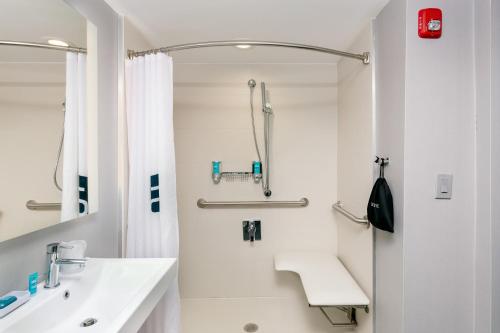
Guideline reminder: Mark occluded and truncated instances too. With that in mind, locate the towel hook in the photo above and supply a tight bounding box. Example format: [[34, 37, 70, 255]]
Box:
[[375, 156, 389, 178]]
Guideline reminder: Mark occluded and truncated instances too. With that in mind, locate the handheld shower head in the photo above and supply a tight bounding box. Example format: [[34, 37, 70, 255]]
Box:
[[260, 82, 266, 107], [260, 82, 272, 113]]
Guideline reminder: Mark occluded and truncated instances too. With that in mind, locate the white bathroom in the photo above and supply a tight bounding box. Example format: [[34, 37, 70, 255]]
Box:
[[0, 1, 498, 333]]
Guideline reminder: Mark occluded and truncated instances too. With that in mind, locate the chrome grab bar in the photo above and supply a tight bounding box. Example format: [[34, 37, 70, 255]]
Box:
[[197, 198, 309, 208], [26, 200, 61, 211], [332, 201, 370, 228]]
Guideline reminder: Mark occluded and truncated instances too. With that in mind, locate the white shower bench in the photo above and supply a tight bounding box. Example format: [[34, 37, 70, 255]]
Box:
[[274, 251, 369, 327]]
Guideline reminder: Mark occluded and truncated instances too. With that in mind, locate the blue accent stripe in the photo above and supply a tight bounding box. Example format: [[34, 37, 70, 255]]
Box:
[[78, 175, 88, 215], [151, 174, 159, 187], [150, 173, 160, 213]]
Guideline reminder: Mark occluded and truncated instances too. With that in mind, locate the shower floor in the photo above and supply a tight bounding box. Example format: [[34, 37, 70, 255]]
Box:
[[181, 297, 335, 333]]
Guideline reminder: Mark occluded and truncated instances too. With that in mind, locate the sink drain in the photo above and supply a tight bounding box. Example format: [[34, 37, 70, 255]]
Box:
[[243, 323, 259, 332], [80, 318, 98, 327]]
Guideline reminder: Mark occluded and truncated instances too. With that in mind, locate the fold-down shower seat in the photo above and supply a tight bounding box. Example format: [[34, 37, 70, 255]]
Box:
[[274, 251, 369, 327]]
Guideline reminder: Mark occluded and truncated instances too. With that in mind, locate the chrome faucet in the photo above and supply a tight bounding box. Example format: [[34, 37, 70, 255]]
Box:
[[44, 242, 87, 289], [248, 221, 256, 242]]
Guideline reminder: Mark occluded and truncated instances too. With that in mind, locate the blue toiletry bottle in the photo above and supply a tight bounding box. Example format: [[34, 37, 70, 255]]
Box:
[[28, 272, 38, 295], [212, 161, 222, 183], [252, 161, 262, 183], [212, 161, 221, 175], [252, 161, 262, 175]]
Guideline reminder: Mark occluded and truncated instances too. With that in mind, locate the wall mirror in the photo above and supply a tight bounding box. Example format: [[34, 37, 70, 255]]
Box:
[[0, 0, 98, 242]]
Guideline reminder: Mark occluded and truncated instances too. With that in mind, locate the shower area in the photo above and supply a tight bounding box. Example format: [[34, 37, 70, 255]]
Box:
[[0, 58, 66, 239], [167, 27, 375, 333]]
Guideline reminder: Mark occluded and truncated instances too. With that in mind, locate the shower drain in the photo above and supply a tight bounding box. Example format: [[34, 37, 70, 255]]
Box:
[[243, 322, 259, 332]]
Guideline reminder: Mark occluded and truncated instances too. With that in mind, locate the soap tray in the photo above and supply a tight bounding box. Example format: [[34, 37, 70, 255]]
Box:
[[0, 291, 30, 319]]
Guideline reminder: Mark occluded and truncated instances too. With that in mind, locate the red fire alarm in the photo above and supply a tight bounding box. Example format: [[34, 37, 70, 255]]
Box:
[[418, 8, 442, 38]]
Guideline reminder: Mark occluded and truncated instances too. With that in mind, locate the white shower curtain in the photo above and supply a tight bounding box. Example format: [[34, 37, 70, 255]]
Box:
[[61, 52, 87, 222], [125, 53, 180, 333]]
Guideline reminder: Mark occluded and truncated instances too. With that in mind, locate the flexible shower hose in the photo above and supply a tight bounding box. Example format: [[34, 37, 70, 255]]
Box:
[[53, 102, 65, 192], [249, 86, 263, 163]]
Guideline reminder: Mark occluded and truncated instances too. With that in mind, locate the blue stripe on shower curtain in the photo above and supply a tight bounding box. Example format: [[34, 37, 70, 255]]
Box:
[[78, 175, 88, 215], [151, 173, 160, 212]]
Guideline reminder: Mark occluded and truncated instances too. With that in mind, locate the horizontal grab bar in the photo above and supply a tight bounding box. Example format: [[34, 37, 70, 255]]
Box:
[[332, 201, 370, 228], [197, 198, 309, 208], [26, 200, 61, 211]]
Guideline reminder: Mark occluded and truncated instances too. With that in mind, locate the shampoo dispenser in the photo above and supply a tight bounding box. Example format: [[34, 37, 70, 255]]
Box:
[[252, 161, 262, 183], [212, 161, 222, 184]]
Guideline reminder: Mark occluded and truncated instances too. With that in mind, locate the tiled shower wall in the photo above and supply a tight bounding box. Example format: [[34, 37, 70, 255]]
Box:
[[174, 63, 340, 333]]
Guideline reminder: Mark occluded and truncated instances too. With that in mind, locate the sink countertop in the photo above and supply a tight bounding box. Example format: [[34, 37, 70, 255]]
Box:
[[0, 258, 177, 333]]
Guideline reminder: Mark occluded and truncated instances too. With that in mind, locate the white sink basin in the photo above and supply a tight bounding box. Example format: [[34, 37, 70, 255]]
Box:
[[0, 258, 177, 333]]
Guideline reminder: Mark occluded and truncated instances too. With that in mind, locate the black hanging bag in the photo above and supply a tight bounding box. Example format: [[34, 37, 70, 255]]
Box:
[[367, 157, 394, 233]]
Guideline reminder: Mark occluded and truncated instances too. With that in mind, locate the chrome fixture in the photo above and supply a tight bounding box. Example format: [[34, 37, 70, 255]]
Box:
[[248, 80, 263, 186], [0, 40, 86, 53], [211, 79, 270, 192], [260, 82, 272, 197], [243, 220, 261, 242], [127, 40, 370, 64], [211, 160, 261, 183], [248, 79, 273, 197], [374, 156, 389, 177], [311, 304, 369, 328], [220, 171, 253, 182], [332, 201, 370, 228], [45, 242, 87, 289], [248, 221, 256, 242], [374, 156, 389, 166], [197, 198, 309, 208], [80, 318, 98, 327], [243, 220, 262, 243], [26, 200, 61, 211], [53, 101, 66, 192], [27, 102, 66, 209]]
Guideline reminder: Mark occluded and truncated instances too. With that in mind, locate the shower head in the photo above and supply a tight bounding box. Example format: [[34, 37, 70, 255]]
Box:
[[260, 82, 272, 113], [248, 79, 256, 88], [260, 82, 266, 106]]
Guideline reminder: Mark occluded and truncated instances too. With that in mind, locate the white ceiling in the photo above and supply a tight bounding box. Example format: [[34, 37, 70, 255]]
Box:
[[0, 0, 86, 62], [106, 0, 389, 63]]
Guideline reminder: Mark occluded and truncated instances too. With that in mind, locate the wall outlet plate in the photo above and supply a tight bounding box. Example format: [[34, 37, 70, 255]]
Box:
[[243, 220, 261, 241]]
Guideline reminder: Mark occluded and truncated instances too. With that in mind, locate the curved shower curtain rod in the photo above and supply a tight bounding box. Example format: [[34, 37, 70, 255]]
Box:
[[0, 40, 86, 53], [127, 40, 370, 64]]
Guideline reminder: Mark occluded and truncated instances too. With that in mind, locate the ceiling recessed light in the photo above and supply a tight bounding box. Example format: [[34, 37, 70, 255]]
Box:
[[47, 39, 69, 47], [235, 44, 252, 49]]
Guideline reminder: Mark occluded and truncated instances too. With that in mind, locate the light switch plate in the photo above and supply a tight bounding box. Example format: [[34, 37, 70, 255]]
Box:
[[435, 174, 453, 199]]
